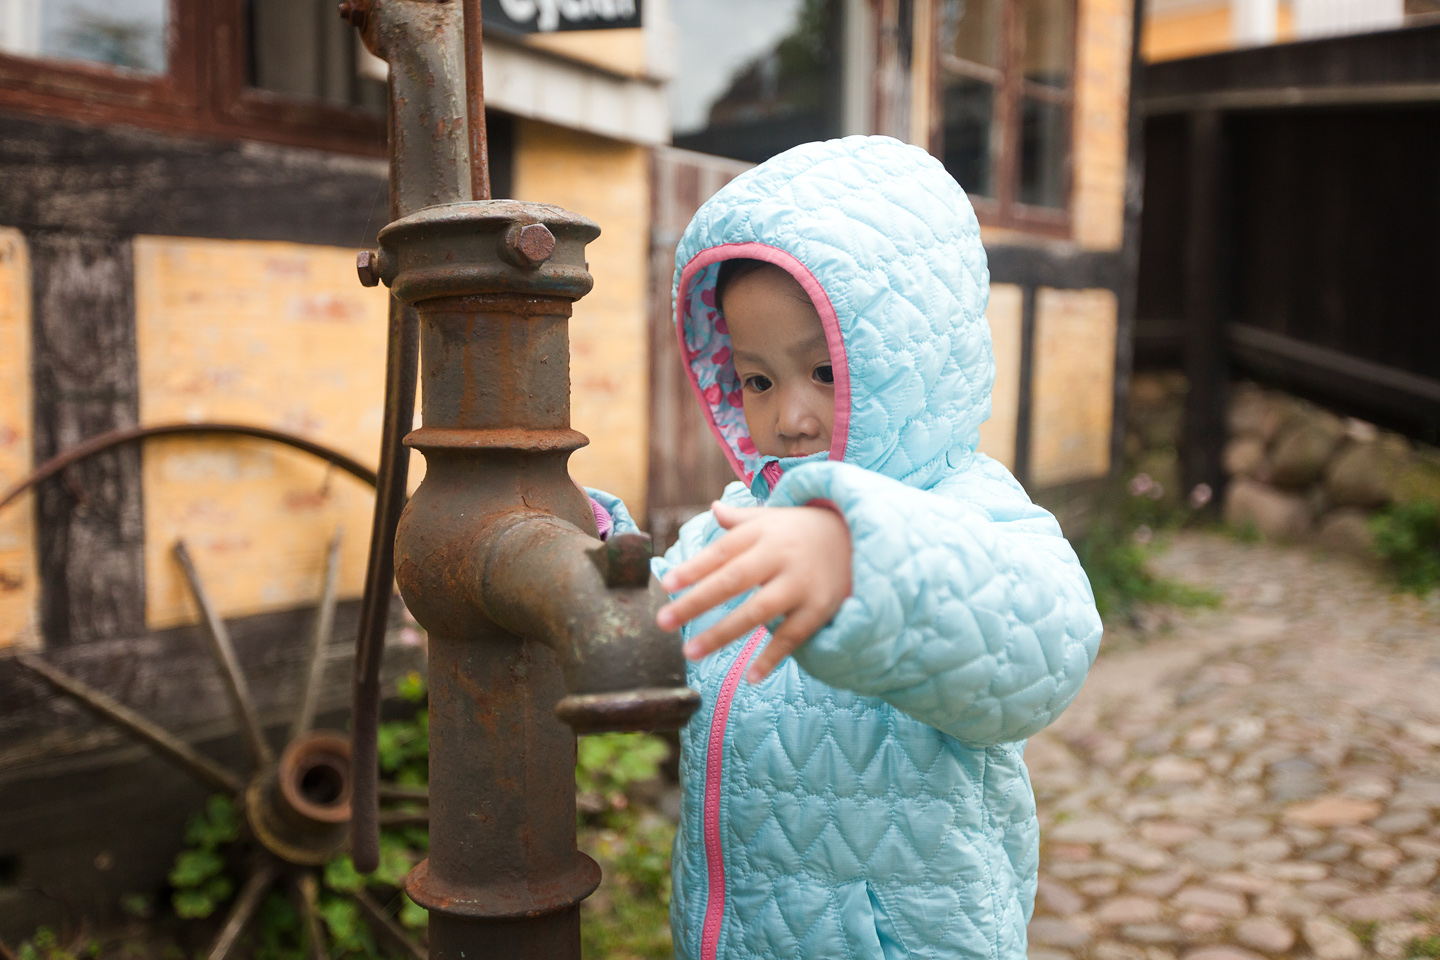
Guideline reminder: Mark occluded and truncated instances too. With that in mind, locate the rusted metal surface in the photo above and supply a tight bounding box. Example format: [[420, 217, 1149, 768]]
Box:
[[175, 540, 275, 769], [208, 860, 282, 960], [356, 249, 381, 287], [14, 654, 245, 795], [383, 206, 698, 950], [0, 421, 378, 513], [292, 530, 344, 740], [343, 1, 700, 952], [247, 732, 353, 866], [463, 0, 491, 203]]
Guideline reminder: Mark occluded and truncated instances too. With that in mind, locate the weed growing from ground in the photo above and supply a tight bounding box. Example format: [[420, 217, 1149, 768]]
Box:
[[1371, 501, 1440, 596]]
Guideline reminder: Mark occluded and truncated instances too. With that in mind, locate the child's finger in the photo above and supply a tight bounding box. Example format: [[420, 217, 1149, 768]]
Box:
[[744, 600, 831, 683], [682, 581, 790, 660], [658, 547, 776, 632], [712, 501, 765, 530], [660, 521, 761, 593]]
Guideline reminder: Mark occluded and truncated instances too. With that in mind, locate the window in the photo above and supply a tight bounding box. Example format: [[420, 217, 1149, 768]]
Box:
[[670, 0, 845, 164], [936, 0, 1075, 232], [0, 0, 386, 156], [0, 0, 169, 73]]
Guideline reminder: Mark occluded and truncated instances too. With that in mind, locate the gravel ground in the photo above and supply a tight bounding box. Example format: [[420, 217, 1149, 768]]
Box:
[[1026, 531, 1440, 960]]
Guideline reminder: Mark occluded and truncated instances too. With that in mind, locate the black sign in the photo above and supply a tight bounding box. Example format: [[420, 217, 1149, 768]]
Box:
[[482, 0, 643, 33]]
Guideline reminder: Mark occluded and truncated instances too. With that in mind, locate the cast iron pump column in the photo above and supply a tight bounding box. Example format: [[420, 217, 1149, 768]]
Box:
[[343, 1, 699, 955]]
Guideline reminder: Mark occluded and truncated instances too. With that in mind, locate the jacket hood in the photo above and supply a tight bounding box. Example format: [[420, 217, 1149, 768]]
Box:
[[673, 136, 993, 494]]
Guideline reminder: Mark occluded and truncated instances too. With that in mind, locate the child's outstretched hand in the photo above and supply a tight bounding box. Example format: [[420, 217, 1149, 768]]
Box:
[[656, 501, 852, 683]]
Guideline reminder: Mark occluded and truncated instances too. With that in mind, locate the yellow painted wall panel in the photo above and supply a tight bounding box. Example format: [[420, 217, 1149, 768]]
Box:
[[977, 283, 1023, 471], [525, 28, 648, 77], [1031, 287, 1117, 487], [1073, 0, 1133, 251], [0, 228, 37, 650], [134, 237, 407, 629], [1143, 5, 1234, 61], [513, 119, 650, 517]]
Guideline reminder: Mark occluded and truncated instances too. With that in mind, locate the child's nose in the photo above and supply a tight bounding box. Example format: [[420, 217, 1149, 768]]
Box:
[[776, 390, 822, 439]]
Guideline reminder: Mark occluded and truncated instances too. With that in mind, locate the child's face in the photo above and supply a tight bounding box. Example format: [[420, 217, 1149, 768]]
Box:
[[721, 265, 835, 459]]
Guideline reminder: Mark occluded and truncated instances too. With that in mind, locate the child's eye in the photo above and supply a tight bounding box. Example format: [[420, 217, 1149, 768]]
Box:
[[744, 375, 773, 392], [814, 365, 834, 385]]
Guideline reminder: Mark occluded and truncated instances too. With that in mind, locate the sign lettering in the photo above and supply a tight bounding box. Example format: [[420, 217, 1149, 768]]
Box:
[[484, 0, 642, 33]]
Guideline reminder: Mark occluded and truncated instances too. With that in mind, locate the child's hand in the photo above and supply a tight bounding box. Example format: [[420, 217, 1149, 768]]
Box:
[[656, 501, 852, 683]]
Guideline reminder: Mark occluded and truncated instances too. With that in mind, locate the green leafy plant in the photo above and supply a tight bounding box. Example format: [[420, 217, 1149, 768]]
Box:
[[575, 733, 675, 960], [1371, 501, 1440, 595], [1409, 934, 1440, 959], [1071, 474, 1221, 621], [168, 793, 240, 918], [14, 928, 99, 960]]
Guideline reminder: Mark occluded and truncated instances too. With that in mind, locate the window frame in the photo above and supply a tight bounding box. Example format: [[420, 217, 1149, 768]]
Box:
[[0, 0, 385, 157], [930, 0, 1078, 237]]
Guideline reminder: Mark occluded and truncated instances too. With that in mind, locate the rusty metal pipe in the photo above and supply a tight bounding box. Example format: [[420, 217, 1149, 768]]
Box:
[[345, 2, 700, 952]]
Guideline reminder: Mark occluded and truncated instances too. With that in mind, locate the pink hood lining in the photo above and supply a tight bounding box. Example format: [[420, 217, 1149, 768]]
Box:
[[675, 242, 852, 486]]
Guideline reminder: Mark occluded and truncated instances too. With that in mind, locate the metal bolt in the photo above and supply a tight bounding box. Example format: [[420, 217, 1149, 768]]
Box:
[[501, 222, 556, 270], [337, 0, 368, 29], [356, 250, 380, 287]]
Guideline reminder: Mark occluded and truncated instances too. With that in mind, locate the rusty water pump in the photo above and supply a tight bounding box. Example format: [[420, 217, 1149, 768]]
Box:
[[343, 1, 699, 954]]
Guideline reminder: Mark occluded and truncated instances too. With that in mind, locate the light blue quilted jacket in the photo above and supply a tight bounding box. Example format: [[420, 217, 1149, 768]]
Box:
[[593, 136, 1101, 960]]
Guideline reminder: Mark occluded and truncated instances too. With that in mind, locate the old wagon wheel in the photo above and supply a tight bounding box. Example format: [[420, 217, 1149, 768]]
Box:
[[1, 423, 427, 960]]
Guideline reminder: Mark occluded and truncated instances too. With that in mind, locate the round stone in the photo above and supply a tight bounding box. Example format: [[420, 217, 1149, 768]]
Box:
[[1174, 886, 1248, 918], [1180, 838, 1243, 870], [1182, 948, 1267, 960], [1357, 844, 1402, 871], [1104, 840, 1173, 871], [1122, 925, 1183, 945], [1373, 810, 1431, 835], [1038, 878, 1087, 916], [1389, 858, 1438, 887], [1029, 918, 1093, 949], [1283, 796, 1382, 827], [1128, 870, 1192, 898], [1303, 916, 1363, 960], [1235, 917, 1297, 953], [1098, 897, 1164, 925], [1178, 912, 1224, 935]]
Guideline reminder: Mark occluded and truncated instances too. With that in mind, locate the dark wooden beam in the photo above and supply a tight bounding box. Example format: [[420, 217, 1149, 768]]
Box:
[[1228, 323, 1440, 443], [1145, 22, 1440, 110], [29, 233, 145, 646], [1012, 285, 1038, 487], [1180, 109, 1230, 503], [0, 111, 389, 248], [1111, 0, 1147, 474], [985, 244, 1124, 292]]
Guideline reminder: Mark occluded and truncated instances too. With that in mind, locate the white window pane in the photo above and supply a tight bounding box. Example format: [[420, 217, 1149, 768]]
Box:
[[0, 0, 168, 73]]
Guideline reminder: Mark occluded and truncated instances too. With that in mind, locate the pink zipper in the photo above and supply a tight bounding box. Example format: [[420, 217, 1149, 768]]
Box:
[[700, 627, 767, 960]]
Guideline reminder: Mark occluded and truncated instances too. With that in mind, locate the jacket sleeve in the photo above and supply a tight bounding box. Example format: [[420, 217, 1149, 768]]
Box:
[[583, 487, 642, 537], [766, 458, 1102, 747]]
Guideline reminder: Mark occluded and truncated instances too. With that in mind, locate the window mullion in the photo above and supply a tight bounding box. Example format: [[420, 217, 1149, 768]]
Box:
[[995, 0, 1025, 221]]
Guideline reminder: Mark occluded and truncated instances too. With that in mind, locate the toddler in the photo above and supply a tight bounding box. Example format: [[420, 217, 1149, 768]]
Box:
[[589, 136, 1102, 960]]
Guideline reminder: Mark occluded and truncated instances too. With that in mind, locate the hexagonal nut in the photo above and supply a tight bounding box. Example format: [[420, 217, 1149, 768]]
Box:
[[337, 0, 368, 29], [500, 222, 556, 270], [356, 249, 381, 287]]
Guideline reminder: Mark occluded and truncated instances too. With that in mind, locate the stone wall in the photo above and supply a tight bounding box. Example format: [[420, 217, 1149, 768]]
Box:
[[1125, 374, 1440, 557]]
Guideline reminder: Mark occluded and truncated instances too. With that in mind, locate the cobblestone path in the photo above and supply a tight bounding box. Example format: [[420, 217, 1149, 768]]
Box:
[[1027, 532, 1440, 960]]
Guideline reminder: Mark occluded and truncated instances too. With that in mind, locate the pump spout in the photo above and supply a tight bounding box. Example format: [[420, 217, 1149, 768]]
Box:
[[479, 519, 699, 733]]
